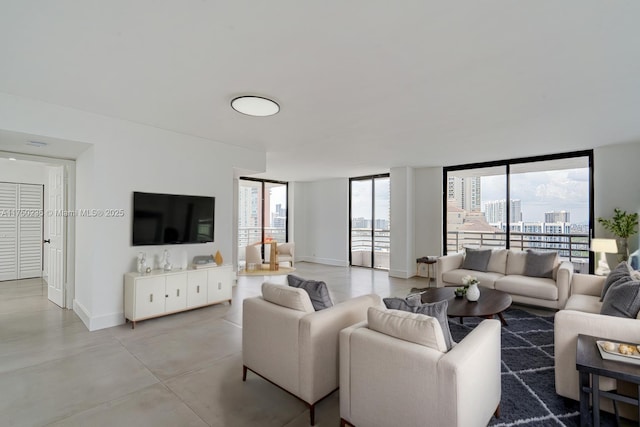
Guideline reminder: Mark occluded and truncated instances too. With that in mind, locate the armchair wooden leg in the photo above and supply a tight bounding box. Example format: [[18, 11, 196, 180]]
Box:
[[242, 365, 247, 381], [494, 404, 500, 418], [309, 403, 315, 426]]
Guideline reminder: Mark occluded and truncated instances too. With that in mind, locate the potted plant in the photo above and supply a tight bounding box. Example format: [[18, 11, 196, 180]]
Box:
[[597, 208, 639, 261]]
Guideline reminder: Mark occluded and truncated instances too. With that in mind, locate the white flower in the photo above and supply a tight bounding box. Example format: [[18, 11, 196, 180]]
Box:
[[462, 275, 479, 286]]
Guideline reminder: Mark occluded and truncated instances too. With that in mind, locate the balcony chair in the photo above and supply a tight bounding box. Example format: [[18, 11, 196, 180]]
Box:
[[243, 282, 382, 425], [277, 242, 295, 267]]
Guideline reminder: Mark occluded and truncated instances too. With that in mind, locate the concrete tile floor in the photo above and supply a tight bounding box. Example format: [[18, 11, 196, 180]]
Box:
[[0, 264, 551, 426]]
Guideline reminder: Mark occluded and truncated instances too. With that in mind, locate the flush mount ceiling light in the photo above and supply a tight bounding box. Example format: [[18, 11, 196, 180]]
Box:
[[231, 96, 280, 117], [27, 140, 48, 147]]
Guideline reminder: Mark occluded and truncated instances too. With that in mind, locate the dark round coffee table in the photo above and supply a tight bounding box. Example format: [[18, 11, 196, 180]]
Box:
[[420, 287, 512, 326]]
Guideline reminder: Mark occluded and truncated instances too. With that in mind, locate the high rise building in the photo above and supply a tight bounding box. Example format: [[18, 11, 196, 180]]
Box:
[[545, 211, 570, 223], [238, 186, 259, 227], [485, 199, 522, 223], [447, 176, 481, 212]]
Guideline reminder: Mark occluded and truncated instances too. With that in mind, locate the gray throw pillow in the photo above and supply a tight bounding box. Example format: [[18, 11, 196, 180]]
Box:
[[461, 248, 492, 272], [600, 276, 640, 318], [383, 295, 454, 351], [600, 262, 633, 301], [523, 250, 557, 279], [287, 275, 333, 311]]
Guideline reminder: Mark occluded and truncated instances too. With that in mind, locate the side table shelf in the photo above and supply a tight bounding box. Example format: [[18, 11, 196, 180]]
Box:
[[124, 265, 233, 328], [576, 334, 640, 426]]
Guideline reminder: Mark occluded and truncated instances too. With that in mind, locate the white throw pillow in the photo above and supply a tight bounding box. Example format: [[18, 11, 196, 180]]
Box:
[[367, 306, 448, 352], [261, 282, 314, 313]]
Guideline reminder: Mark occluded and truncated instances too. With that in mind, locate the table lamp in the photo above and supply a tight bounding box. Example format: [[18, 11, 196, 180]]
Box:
[[591, 238, 618, 276]]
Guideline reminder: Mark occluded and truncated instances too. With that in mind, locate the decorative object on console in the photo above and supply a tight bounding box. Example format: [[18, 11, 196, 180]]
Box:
[[192, 255, 215, 269], [136, 252, 147, 273], [214, 250, 223, 266], [163, 249, 172, 271], [591, 238, 618, 276], [597, 208, 638, 261], [462, 275, 480, 302]]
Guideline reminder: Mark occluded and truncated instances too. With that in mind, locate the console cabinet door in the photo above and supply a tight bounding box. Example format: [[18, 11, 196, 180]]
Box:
[[134, 276, 166, 319], [186, 270, 208, 308], [165, 274, 187, 312], [207, 267, 231, 303]]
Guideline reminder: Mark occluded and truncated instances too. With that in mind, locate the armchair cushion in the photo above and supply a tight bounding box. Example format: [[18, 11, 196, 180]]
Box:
[[461, 248, 492, 272], [367, 307, 448, 352], [524, 250, 558, 279], [287, 274, 333, 311], [261, 282, 314, 313], [383, 295, 454, 350]]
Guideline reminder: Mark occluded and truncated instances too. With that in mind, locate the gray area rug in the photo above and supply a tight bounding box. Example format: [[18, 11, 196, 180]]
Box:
[[450, 309, 619, 427]]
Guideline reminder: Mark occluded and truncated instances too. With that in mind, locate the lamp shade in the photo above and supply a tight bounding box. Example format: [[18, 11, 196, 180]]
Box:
[[591, 238, 618, 253]]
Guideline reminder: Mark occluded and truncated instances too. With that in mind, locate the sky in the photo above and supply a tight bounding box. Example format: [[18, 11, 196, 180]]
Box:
[[482, 168, 589, 224]]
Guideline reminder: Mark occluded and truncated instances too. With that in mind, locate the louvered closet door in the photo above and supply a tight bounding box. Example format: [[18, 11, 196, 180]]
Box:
[[18, 184, 43, 279], [0, 183, 18, 281]]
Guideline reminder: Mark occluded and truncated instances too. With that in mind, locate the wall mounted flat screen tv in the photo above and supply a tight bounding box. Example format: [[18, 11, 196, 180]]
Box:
[[132, 192, 215, 246]]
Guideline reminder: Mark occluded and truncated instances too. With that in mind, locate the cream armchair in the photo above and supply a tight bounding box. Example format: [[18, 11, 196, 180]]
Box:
[[242, 283, 382, 425], [277, 242, 295, 267], [340, 310, 501, 427]]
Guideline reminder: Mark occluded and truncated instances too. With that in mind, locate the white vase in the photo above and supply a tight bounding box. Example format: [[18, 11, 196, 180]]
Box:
[[466, 283, 480, 302]]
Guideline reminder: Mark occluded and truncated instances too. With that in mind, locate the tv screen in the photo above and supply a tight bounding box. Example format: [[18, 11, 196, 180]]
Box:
[[132, 192, 215, 246]]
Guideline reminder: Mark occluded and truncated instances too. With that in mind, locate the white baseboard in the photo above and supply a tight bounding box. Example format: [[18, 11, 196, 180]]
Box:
[[389, 269, 412, 279], [73, 299, 125, 331], [298, 256, 349, 267]]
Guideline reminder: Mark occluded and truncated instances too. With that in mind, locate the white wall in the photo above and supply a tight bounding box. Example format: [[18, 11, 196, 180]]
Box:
[[294, 179, 349, 266], [0, 159, 46, 184], [414, 166, 443, 258], [389, 167, 415, 278], [0, 92, 266, 330], [594, 141, 640, 255]]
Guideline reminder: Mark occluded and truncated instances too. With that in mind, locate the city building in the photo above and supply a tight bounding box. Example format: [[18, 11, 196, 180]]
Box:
[[485, 199, 523, 223], [545, 211, 570, 223], [447, 176, 481, 212]]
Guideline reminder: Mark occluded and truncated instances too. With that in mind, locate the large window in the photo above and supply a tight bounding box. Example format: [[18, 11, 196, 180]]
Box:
[[238, 178, 288, 267], [350, 174, 390, 270], [444, 151, 593, 273]]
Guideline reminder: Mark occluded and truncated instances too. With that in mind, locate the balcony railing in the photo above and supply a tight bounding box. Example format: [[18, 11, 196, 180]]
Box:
[[446, 231, 591, 272], [351, 229, 390, 270], [238, 226, 287, 262]]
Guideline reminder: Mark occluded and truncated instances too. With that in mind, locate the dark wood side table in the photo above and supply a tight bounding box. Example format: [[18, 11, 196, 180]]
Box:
[[576, 334, 640, 426]]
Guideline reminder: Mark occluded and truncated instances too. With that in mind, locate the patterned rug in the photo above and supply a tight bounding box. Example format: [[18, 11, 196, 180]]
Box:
[[451, 309, 619, 426]]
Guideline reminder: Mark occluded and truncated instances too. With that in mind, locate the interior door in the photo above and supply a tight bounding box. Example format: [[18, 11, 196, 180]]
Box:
[[0, 183, 18, 281], [18, 184, 43, 279], [47, 166, 65, 307]]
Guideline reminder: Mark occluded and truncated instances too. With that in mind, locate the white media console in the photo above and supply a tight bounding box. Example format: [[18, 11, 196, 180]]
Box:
[[124, 265, 232, 328]]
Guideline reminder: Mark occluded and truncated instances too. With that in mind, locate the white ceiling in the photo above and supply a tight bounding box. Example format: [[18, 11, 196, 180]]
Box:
[[1, 1, 639, 181]]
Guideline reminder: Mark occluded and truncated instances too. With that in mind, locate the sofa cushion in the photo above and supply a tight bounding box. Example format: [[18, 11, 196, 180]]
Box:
[[367, 306, 448, 352], [564, 294, 603, 314], [487, 249, 508, 275], [462, 248, 492, 272], [441, 269, 503, 289], [262, 282, 315, 313], [383, 296, 453, 350], [287, 274, 333, 311], [601, 262, 635, 301], [524, 250, 558, 279], [600, 276, 640, 318], [506, 250, 527, 276], [495, 275, 558, 301]]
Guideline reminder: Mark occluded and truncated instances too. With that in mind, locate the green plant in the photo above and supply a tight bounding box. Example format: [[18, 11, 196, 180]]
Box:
[[597, 208, 639, 260]]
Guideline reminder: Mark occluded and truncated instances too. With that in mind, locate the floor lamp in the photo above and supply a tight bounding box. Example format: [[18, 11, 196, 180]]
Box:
[[591, 238, 618, 276]]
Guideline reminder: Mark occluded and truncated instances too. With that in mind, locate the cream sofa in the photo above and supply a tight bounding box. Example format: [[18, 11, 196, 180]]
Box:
[[339, 309, 501, 427], [243, 283, 382, 425], [436, 249, 574, 309], [555, 273, 640, 418]]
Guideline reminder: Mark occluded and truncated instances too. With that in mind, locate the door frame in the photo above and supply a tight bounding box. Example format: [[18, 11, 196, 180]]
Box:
[[0, 151, 76, 308]]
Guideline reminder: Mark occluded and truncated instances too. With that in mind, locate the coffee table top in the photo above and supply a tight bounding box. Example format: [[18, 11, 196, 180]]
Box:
[[420, 287, 512, 318]]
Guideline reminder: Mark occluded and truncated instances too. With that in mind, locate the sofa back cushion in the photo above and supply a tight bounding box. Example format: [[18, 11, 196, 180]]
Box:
[[262, 282, 315, 313], [487, 249, 508, 274], [461, 248, 492, 272], [506, 250, 528, 275], [367, 306, 448, 352]]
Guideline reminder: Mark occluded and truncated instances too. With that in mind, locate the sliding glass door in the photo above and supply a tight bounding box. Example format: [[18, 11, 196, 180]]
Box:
[[238, 178, 288, 268], [350, 174, 390, 270], [444, 151, 593, 273]]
